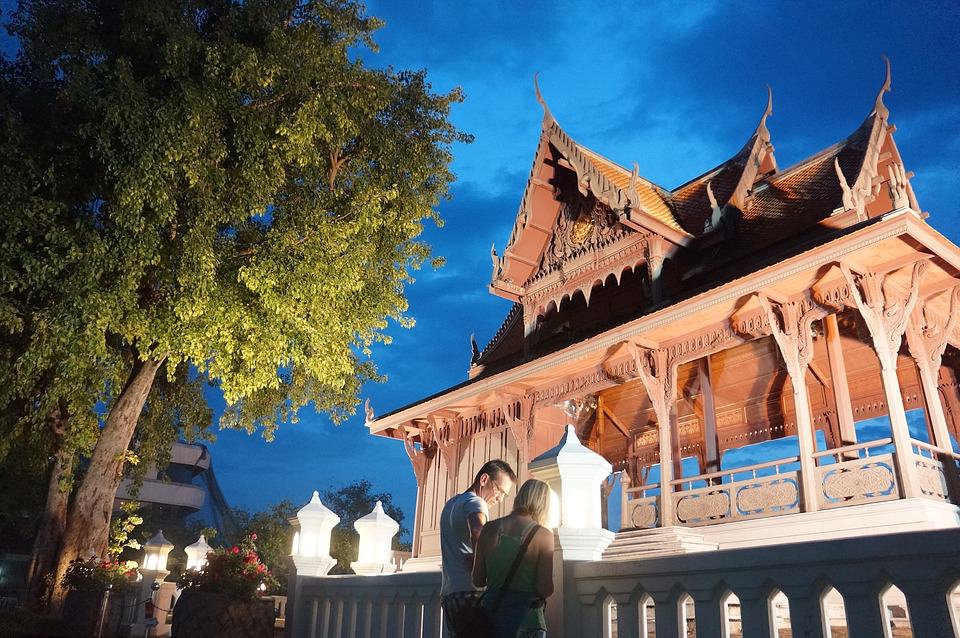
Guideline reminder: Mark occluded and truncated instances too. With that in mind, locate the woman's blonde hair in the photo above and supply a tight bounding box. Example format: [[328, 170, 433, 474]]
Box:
[[511, 479, 551, 526]]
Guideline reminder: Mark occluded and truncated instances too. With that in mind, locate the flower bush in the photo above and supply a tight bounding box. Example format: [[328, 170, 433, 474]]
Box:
[[176, 534, 277, 601], [61, 557, 139, 592]]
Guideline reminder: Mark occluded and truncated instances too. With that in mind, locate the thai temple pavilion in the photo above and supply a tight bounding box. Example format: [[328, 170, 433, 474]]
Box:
[[366, 62, 960, 563]]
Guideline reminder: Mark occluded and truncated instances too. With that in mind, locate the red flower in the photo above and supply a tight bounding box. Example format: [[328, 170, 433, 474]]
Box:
[[250, 533, 257, 541], [231, 546, 240, 554]]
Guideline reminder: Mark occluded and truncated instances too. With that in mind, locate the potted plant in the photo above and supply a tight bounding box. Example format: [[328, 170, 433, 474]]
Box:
[[173, 534, 278, 638], [60, 557, 139, 638]]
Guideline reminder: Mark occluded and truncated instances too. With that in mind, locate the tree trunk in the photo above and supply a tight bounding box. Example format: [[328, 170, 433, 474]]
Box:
[[24, 405, 74, 609], [50, 356, 164, 613]]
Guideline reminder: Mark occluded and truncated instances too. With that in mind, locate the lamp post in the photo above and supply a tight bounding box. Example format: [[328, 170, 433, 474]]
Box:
[[134, 531, 173, 637], [289, 490, 340, 577], [529, 424, 615, 560], [351, 501, 400, 575], [184, 534, 213, 571]]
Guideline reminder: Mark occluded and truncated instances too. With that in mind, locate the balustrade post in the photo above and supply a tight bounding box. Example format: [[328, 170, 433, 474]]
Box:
[[691, 591, 723, 638], [421, 593, 442, 638], [838, 582, 886, 638], [651, 592, 682, 638], [401, 591, 422, 637], [841, 262, 927, 499], [782, 588, 825, 638], [737, 592, 774, 638], [614, 593, 641, 638], [899, 578, 955, 638], [579, 596, 606, 638]]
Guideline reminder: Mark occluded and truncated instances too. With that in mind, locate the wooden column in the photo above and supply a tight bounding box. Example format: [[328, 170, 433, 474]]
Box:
[[697, 356, 721, 475], [823, 313, 858, 450], [632, 345, 680, 527], [905, 287, 960, 451], [400, 424, 435, 558], [758, 294, 825, 513], [841, 262, 926, 499]]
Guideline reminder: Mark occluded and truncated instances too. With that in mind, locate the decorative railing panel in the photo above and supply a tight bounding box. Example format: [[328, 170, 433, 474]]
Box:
[[672, 471, 800, 526], [912, 440, 960, 503], [816, 453, 898, 508], [621, 493, 659, 529]]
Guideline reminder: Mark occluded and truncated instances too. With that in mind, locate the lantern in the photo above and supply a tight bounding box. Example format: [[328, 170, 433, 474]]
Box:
[[289, 490, 339, 577], [529, 424, 615, 560], [351, 501, 399, 575], [141, 531, 174, 573], [185, 534, 213, 571]]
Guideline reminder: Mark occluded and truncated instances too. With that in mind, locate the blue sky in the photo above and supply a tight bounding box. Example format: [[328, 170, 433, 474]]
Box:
[[204, 1, 960, 533], [4, 2, 960, 536]]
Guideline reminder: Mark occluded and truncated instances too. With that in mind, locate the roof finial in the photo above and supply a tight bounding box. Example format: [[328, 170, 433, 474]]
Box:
[[873, 56, 892, 119], [756, 84, 773, 139], [534, 73, 554, 125]]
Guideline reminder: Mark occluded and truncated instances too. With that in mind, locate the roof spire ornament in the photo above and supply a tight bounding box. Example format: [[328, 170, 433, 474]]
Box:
[[534, 73, 555, 126], [705, 181, 723, 233], [872, 56, 892, 120], [757, 84, 773, 139]]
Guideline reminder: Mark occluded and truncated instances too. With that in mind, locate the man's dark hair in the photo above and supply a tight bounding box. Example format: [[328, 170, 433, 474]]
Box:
[[473, 459, 517, 486]]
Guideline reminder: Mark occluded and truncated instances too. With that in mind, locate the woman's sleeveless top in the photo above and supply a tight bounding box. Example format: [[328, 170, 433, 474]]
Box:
[[484, 521, 545, 630]]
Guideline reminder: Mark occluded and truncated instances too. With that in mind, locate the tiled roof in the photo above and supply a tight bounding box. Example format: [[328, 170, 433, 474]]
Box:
[[576, 145, 686, 234]]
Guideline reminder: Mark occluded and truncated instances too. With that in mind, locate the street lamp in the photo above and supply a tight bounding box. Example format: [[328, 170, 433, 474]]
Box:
[[289, 490, 339, 576], [185, 534, 212, 571], [141, 531, 173, 572], [351, 501, 399, 575]]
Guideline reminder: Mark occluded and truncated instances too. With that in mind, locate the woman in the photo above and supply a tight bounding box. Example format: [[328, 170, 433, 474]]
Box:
[[472, 478, 555, 638]]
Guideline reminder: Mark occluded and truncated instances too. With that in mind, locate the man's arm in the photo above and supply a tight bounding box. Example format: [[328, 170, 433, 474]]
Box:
[[465, 511, 488, 570]]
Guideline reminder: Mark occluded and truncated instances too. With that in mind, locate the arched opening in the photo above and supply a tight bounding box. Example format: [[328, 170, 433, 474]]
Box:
[[720, 590, 741, 638], [880, 583, 913, 638], [640, 593, 656, 637], [819, 586, 848, 637], [678, 592, 697, 637], [603, 594, 618, 638], [948, 580, 960, 637], [768, 589, 790, 638]]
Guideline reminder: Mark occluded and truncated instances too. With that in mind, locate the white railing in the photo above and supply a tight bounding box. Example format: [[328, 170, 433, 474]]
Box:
[[572, 528, 960, 638], [289, 571, 442, 638], [912, 439, 960, 502], [813, 438, 899, 509], [288, 529, 960, 638]]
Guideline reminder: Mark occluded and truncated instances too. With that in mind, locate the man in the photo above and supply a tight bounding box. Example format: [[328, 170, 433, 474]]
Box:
[[440, 459, 517, 636]]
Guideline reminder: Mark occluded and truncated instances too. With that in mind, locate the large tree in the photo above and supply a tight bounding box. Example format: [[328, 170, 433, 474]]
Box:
[[1, 0, 467, 608]]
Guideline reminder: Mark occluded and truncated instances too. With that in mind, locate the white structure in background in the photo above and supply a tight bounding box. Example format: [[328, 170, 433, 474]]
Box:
[[116, 442, 209, 511], [529, 424, 615, 561], [184, 534, 213, 571], [289, 491, 340, 577], [351, 501, 400, 575], [132, 531, 173, 637]]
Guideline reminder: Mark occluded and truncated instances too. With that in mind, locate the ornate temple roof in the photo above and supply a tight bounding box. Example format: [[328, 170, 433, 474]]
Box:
[[476, 61, 918, 375]]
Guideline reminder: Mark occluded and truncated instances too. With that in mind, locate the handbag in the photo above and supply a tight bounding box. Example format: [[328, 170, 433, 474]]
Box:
[[454, 523, 540, 638]]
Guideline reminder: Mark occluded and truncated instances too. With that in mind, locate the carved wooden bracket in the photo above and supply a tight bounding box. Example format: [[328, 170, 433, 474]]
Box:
[[399, 423, 435, 486], [840, 261, 927, 367], [426, 415, 459, 474], [629, 344, 677, 421], [757, 294, 827, 380], [906, 286, 960, 372], [499, 396, 534, 454]]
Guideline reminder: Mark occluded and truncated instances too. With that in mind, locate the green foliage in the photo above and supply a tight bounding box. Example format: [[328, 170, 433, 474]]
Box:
[[176, 534, 277, 601], [60, 557, 139, 593], [0, 0, 469, 446], [321, 479, 407, 572], [107, 501, 144, 560], [233, 500, 296, 594]]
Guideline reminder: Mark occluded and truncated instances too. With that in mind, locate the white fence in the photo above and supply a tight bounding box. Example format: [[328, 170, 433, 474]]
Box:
[[289, 528, 960, 638]]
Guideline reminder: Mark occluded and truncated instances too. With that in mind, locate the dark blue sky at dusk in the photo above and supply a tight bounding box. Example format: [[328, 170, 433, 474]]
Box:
[[4, 2, 960, 536]]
